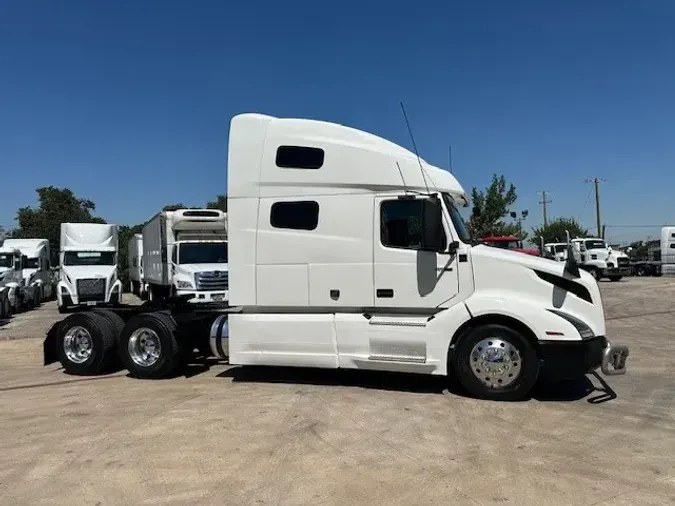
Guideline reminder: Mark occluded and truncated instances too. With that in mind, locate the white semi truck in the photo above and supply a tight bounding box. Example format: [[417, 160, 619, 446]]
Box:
[[127, 233, 147, 299], [142, 209, 228, 303], [630, 226, 675, 277], [543, 242, 568, 262], [57, 223, 122, 313], [1, 238, 55, 302], [0, 246, 40, 316], [571, 237, 631, 281], [45, 112, 630, 401]]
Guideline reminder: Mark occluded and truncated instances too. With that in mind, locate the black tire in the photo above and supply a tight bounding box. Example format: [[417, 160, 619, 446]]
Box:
[[590, 268, 601, 281], [118, 312, 184, 379], [452, 324, 539, 401], [609, 276, 622, 282], [57, 312, 117, 375], [0, 296, 9, 319], [92, 308, 125, 337]]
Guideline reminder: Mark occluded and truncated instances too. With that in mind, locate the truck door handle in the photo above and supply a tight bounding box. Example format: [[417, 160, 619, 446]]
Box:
[[376, 289, 394, 298]]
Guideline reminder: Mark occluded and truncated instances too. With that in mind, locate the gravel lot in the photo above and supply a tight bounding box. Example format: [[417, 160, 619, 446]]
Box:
[[0, 278, 674, 505]]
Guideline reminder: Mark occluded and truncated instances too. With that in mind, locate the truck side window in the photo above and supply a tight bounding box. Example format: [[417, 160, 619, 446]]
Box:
[[275, 146, 324, 169], [270, 201, 319, 230], [381, 199, 446, 250]]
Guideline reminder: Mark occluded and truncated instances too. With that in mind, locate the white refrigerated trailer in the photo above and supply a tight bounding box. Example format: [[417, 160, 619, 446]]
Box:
[[45, 113, 630, 401], [127, 233, 147, 298]]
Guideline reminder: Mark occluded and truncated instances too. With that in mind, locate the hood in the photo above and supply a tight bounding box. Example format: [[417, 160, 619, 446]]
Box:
[[175, 263, 228, 274], [473, 244, 565, 274], [61, 265, 116, 281], [22, 268, 38, 282]]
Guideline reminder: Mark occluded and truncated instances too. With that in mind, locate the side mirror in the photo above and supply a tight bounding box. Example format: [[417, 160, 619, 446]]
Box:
[[448, 240, 460, 254], [421, 196, 445, 253]]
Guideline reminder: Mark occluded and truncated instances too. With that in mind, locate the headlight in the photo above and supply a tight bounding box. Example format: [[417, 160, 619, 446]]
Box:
[[175, 280, 193, 289]]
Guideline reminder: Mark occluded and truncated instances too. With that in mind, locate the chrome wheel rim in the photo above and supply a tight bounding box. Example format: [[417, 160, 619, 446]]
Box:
[[470, 338, 522, 389], [63, 326, 94, 364], [128, 328, 161, 367]]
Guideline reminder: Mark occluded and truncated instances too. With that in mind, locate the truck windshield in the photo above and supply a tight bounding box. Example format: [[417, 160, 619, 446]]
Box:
[[441, 193, 471, 244], [585, 240, 606, 250], [25, 258, 39, 269], [554, 245, 567, 253], [0, 254, 12, 268], [178, 242, 228, 264], [63, 251, 116, 266]]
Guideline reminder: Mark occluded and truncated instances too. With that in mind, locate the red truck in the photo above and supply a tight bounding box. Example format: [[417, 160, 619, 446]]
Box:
[[479, 235, 540, 256]]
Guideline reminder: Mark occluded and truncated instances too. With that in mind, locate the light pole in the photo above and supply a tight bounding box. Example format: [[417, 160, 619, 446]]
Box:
[[510, 210, 529, 238]]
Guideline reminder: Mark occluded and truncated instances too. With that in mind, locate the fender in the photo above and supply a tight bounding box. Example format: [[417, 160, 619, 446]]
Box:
[[464, 291, 589, 343]]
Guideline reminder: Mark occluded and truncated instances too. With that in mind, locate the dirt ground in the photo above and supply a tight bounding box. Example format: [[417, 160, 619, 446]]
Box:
[[0, 278, 674, 505]]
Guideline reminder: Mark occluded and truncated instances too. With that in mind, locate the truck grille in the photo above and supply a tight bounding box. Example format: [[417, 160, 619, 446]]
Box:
[[195, 271, 228, 291], [617, 257, 629, 267], [76, 278, 106, 302]]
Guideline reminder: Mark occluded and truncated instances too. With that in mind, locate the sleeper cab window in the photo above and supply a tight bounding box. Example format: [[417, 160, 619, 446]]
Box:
[[275, 146, 324, 169], [380, 199, 446, 250], [270, 201, 319, 231]]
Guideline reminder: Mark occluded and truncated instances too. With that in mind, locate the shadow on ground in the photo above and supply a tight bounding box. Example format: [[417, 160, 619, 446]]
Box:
[[215, 365, 617, 404]]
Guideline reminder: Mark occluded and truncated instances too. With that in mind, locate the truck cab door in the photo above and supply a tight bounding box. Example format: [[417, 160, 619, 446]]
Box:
[[373, 195, 460, 309]]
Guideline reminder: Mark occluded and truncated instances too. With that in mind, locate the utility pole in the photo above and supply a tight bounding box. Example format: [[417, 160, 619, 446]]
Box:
[[585, 177, 605, 239], [448, 145, 453, 174], [538, 191, 552, 227]]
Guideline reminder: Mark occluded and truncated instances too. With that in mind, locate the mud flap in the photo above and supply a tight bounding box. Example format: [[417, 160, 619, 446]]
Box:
[[43, 321, 60, 366]]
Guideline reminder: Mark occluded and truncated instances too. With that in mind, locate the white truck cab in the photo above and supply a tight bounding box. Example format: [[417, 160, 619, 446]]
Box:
[[57, 223, 122, 312], [544, 242, 568, 262], [1, 238, 55, 302], [214, 113, 629, 400], [143, 209, 228, 303], [571, 237, 631, 281], [0, 247, 24, 315]]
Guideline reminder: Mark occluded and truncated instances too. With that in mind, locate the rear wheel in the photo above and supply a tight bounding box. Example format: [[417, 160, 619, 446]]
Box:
[[57, 312, 117, 375], [118, 312, 184, 379], [609, 276, 622, 282], [453, 324, 539, 401]]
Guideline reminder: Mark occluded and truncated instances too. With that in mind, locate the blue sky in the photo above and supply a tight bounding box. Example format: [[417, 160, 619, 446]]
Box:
[[1, 0, 674, 244]]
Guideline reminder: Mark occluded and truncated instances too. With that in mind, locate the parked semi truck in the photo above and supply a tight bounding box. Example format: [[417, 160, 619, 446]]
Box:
[[571, 237, 630, 281], [479, 235, 540, 256], [1, 238, 55, 302], [127, 233, 147, 299], [142, 208, 228, 303], [57, 223, 122, 313], [543, 242, 568, 262], [44, 112, 630, 402], [630, 226, 675, 277], [0, 246, 40, 316]]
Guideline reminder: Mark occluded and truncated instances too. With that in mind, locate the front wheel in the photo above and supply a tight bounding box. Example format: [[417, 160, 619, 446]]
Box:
[[118, 312, 184, 379], [452, 324, 539, 401]]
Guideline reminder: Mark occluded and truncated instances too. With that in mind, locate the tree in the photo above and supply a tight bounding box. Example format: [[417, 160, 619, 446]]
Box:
[[162, 203, 187, 211], [206, 194, 227, 212], [468, 174, 524, 239], [530, 217, 588, 246], [12, 186, 106, 265]]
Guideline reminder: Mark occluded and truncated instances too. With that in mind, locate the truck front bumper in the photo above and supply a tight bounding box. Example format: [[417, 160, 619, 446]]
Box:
[[539, 336, 629, 381], [176, 289, 228, 304], [604, 266, 631, 277]]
